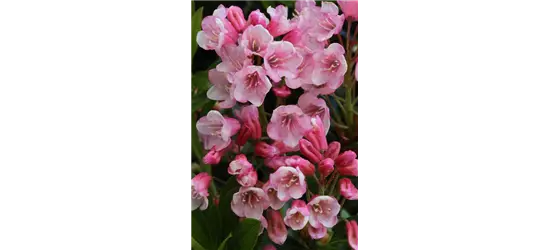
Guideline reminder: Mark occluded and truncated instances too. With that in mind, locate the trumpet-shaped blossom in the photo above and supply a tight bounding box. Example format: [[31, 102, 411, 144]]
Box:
[[237, 167, 258, 187], [318, 158, 335, 178], [248, 9, 269, 28], [241, 25, 273, 56], [346, 220, 358, 250], [233, 66, 272, 106], [308, 195, 340, 228], [312, 43, 347, 87], [206, 69, 236, 109], [339, 178, 358, 200], [267, 105, 312, 148], [335, 150, 358, 176], [266, 5, 293, 37], [196, 110, 240, 150], [263, 181, 286, 210], [267, 209, 288, 245], [285, 53, 314, 89], [231, 186, 270, 219], [263, 41, 303, 82], [228, 154, 253, 175], [285, 155, 315, 176], [324, 141, 341, 160], [284, 200, 310, 230], [299, 2, 344, 42], [298, 94, 331, 134], [197, 5, 238, 50], [283, 30, 325, 54], [215, 44, 252, 82], [269, 166, 307, 201], [191, 173, 211, 211], [227, 6, 248, 32], [337, 0, 359, 21], [308, 224, 328, 239], [235, 105, 261, 145], [295, 0, 316, 13]]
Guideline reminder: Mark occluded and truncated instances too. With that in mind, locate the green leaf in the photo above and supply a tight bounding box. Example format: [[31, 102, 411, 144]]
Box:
[[192, 97, 214, 113], [192, 237, 207, 250], [191, 7, 203, 57], [228, 218, 261, 250], [191, 114, 203, 160], [217, 234, 232, 250], [192, 71, 210, 94], [192, 210, 213, 249], [218, 177, 240, 237]]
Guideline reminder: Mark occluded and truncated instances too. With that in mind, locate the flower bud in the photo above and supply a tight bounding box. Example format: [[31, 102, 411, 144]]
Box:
[[237, 167, 258, 187], [334, 150, 358, 176], [228, 154, 253, 175], [318, 158, 335, 178], [337, 0, 358, 21], [248, 10, 269, 28], [255, 142, 280, 158], [227, 6, 248, 32], [285, 155, 315, 176], [304, 116, 328, 152], [272, 85, 291, 98], [308, 224, 327, 239], [339, 178, 358, 200], [346, 220, 358, 250], [299, 139, 323, 163], [203, 146, 223, 165], [324, 141, 341, 160], [267, 209, 288, 245]]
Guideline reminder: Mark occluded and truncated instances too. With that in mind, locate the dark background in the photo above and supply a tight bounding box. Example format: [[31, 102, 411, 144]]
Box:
[[31, 1, 549, 250]]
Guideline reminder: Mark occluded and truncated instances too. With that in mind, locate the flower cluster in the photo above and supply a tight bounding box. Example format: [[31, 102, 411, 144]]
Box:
[[193, 0, 358, 249]]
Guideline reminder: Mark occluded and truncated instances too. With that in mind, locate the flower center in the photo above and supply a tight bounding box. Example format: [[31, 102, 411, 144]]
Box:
[[285, 174, 299, 187], [241, 191, 261, 208], [268, 55, 280, 68], [319, 16, 337, 31], [251, 39, 260, 52], [245, 71, 260, 88], [312, 203, 323, 213]]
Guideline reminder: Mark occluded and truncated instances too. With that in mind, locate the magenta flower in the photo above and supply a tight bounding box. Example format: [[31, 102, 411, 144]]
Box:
[[272, 84, 292, 98], [215, 44, 252, 82], [228, 154, 253, 176], [262, 181, 286, 210], [191, 173, 211, 211], [318, 158, 335, 179], [337, 0, 359, 21], [346, 220, 358, 250], [206, 69, 236, 109], [266, 5, 293, 37], [339, 178, 358, 200], [299, 2, 344, 42], [308, 224, 328, 239], [269, 166, 307, 201], [298, 93, 331, 134], [227, 6, 248, 32], [335, 150, 358, 176], [263, 41, 303, 83], [299, 139, 323, 164], [203, 146, 223, 165], [241, 25, 273, 56], [312, 43, 348, 87], [196, 110, 240, 150], [263, 244, 276, 250], [235, 105, 262, 145], [308, 195, 340, 228], [237, 167, 258, 187], [248, 9, 269, 28], [196, 5, 238, 50], [284, 52, 314, 89], [324, 141, 341, 160], [233, 66, 272, 106], [267, 209, 288, 245], [255, 142, 281, 158], [283, 200, 310, 230], [231, 186, 270, 219], [267, 105, 312, 148], [304, 116, 329, 152]]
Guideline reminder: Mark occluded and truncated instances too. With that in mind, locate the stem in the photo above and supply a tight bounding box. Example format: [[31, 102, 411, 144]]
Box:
[[259, 104, 268, 132], [340, 198, 347, 207], [323, 95, 344, 124]]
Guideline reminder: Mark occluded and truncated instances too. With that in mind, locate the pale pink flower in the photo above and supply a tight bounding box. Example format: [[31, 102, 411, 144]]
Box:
[[266, 5, 293, 37], [237, 167, 258, 187], [196, 110, 240, 150], [264, 156, 287, 171], [267, 209, 288, 245], [324, 141, 341, 160], [206, 68, 236, 109], [227, 6, 248, 32], [295, 0, 316, 13], [231, 186, 270, 219], [339, 178, 358, 200], [299, 139, 323, 164], [301, 77, 344, 95], [259, 216, 269, 235], [284, 200, 310, 230], [228, 154, 253, 176], [263, 41, 303, 83], [241, 25, 273, 56], [346, 220, 358, 250], [283, 30, 326, 54], [255, 142, 280, 158], [233, 66, 272, 106], [215, 44, 252, 82], [191, 173, 211, 211], [262, 181, 285, 210], [298, 94, 331, 134], [248, 9, 269, 28], [308, 195, 340, 228], [269, 166, 307, 201], [337, 0, 359, 21], [335, 150, 358, 176], [299, 2, 344, 42], [312, 43, 347, 86], [267, 105, 312, 147], [284, 155, 315, 176], [308, 224, 328, 239], [234, 105, 261, 145], [284, 52, 314, 89], [272, 140, 299, 154], [318, 158, 335, 178], [196, 5, 238, 50]]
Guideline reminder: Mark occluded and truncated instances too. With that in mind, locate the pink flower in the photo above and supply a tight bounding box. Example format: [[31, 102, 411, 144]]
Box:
[[299, 2, 344, 42], [272, 85, 291, 98], [241, 25, 273, 57], [263, 41, 303, 83], [228, 154, 253, 175], [237, 167, 258, 187], [335, 150, 358, 176], [298, 94, 331, 134], [272, 140, 299, 154], [262, 181, 286, 210], [235, 105, 261, 145], [206, 69, 236, 109], [267, 209, 288, 245], [283, 30, 326, 54], [299, 139, 323, 163], [308, 195, 340, 228], [304, 117, 329, 153], [203, 146, 223, 165], [196, 110, 240, 150], [284, 200, 310, 230], [285, 52, 314, 89], [233, 65, 272, 106], [324, 141, 341, 160], [308, 224, 328, 239], [227, 6, 248, 32], [264, 156, 287, 170], [255, 142, 280, 158], [196, 5, 238, 50], [191, 173, 211, 211], [267, 105, 312, 147], [231, 186, 270, 219], [263, 244, 276, 250], [354, 59, 358, 81], [269, 166, 307, 201], [215, 44, 252, 82], [285, 155, 315, 176], [312, 43, 347, 87], [337, 0, 358, 21], [248, 10, 269, 28], [295, 0, 316, 13], [266, 5, 293, 37], [339, 178, 358, 200], [259, 216, 269, 235], [346, 220, 358, 250], [318, 158, 335, 178], [301, 77, 344, 95]]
